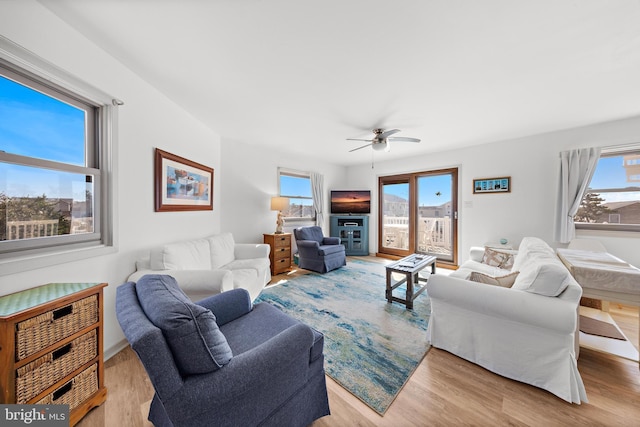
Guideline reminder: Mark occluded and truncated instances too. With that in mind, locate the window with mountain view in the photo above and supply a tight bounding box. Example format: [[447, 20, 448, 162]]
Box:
[[0, 62, 104, 256], [575, 149, 640, 229]]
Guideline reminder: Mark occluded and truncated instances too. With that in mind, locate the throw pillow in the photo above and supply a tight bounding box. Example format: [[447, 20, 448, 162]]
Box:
[[482, 247, 515, 270], [469, 271, 519, 288], [511, 263, 572, 297], [135, 274, 233, 375]]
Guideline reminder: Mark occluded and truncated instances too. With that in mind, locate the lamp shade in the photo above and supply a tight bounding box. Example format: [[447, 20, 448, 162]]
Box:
[[270, 196, 289, 211]]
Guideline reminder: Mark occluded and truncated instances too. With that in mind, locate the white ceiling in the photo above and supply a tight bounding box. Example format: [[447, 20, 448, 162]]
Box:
[[39, 0, 640, 166]]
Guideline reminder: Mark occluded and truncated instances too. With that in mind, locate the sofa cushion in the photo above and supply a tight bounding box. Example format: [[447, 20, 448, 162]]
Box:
[[135, 274, 232, 375], [161, 239, 212, 270], [482, 247, 515, 270], [209, 233, 236, 269], [512, 263, 573, 296], [511, 237, 555, 272], [469, 271, 519, 288]]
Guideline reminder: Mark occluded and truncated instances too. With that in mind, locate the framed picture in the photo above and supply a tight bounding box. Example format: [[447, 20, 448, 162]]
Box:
[[473, 176, 511, 194], [155, 148, 214, 212]]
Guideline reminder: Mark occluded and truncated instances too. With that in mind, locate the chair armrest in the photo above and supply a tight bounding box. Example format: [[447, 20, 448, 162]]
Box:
[[469, 247, 486, 262], [322, 237, 341, 245], [235, 243, 270, 259], [196, 289, 253, 326], [296, 240, 320, 256], [164, 323, 315, 415], [427, 274, 577, 333]]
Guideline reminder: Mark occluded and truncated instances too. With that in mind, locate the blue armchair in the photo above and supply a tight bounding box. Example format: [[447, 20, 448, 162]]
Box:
[[116, 274, 330, 427], [293, 226, 346, 273]]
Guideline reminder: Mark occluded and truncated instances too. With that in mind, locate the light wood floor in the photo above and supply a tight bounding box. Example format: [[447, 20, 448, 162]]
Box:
[[78, 257, 640, 427]]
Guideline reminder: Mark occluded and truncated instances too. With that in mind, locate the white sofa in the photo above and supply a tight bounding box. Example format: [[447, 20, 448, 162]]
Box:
[[426, 237, 587, 404], [127, 233, 271, 302]]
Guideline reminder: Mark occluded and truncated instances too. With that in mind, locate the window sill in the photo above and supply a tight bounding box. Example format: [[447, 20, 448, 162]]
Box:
[[0, 244, 117, 277], [575, 223, 640, 233]]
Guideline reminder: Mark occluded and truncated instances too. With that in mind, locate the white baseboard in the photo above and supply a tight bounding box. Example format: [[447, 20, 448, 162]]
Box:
[[104, 338, 130, 361]]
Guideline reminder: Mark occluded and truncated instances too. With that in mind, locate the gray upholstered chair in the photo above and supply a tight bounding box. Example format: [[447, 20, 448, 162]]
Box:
[[115, 274, 330, 427], [293, 226, 346, 273]]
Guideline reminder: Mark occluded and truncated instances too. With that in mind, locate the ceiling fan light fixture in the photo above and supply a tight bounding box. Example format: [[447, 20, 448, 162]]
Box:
[[372, 141, 389, 152]]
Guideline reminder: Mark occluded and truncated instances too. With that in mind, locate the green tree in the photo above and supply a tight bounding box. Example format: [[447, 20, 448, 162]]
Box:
[[574, 193, 610, 223], [0, 193, 71, 240]]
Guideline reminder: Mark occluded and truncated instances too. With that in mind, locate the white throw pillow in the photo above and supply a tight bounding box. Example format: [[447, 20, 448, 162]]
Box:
[[512, 263, 572, 296], [161, 239, 212, 270], [209, 233, 236, 269]]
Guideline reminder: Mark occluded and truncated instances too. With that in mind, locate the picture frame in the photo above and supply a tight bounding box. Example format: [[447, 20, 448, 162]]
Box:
[[155, 148, 214, 212], [473, 176, 511, 194]]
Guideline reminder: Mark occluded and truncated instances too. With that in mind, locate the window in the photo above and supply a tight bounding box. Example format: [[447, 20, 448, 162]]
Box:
[[575, 148, 640, 230], [278, 169, 315, 220], [0, 51, 114, 263]]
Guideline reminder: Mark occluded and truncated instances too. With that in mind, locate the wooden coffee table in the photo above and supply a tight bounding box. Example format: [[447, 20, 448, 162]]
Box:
[[385, 254, 437, 309]]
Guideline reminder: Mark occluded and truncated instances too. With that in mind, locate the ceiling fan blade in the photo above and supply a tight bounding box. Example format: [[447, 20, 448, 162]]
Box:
[[346, 138, 374, 142], [379, 129, 401, 139], [349, 143, 373, 152], [388, 137, 421, 143]]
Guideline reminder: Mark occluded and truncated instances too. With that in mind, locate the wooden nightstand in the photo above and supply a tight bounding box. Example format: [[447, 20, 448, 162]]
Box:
[[264, 233, 292, 275]]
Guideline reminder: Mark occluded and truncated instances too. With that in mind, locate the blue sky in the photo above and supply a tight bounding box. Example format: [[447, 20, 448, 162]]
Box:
[[384, 175, 453, 206], [589, 155, 640, 202], [1, 75, 86, 198]]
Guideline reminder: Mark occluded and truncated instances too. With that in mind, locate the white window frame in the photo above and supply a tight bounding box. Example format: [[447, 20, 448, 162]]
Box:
[[575, 145, 640, 233], [278, 168, 315, 222], [0, 36, 118, 275]]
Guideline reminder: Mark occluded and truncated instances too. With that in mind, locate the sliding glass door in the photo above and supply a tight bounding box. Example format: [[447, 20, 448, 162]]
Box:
[[379, 168, 458, 265]]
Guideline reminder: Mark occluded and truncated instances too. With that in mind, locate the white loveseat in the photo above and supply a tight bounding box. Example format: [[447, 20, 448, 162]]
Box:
[[127, 233, 271, 302], [426, 237, 587, 404]]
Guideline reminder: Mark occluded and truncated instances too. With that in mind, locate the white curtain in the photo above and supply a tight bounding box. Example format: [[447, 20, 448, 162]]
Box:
[[310, 172, 324, 229], [555, 147, 601, 243]]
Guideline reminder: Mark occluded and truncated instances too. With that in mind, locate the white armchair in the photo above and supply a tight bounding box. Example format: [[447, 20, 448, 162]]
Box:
[[128, 233, 271, 301]]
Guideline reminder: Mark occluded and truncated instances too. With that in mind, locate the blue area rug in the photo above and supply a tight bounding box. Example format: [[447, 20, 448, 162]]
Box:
[[255, 259, 431, 414]]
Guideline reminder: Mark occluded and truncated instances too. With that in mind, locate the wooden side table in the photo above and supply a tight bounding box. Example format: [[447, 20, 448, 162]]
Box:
[[264, 233, 292, 275], [0, 282, 108, 426]]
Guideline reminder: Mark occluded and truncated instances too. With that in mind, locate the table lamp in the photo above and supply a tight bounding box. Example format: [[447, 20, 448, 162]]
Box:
[[270, 196, 289, 234]]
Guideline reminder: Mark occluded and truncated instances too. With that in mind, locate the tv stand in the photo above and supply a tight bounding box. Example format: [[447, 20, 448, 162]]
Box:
[[330, 215, 369, 256]]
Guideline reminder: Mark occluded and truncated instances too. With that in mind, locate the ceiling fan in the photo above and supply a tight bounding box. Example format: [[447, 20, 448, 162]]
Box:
[[347, 128, 421, 152]]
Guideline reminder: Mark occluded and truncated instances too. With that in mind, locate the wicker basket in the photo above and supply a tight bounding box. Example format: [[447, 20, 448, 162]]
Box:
[[16, 295, 98, 360], [16, 330, 97, 404], [37, 363, 98, 410]]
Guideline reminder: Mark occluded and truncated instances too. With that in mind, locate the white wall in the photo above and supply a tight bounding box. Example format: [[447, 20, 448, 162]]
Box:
[[0, 1, 223, 357], [346, 115, 640, 268], [220, 139, 347, 246]]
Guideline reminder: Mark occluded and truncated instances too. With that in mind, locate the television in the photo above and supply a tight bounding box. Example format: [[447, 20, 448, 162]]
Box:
[[330, 190, 371, 214]]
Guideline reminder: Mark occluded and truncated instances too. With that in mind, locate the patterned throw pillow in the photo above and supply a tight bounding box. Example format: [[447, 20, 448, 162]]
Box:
[[469, 271, 519, 288], [482, 247, 515, 270]]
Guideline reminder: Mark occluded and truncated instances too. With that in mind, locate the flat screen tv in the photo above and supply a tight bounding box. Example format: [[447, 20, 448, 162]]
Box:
[[330, 190, 371, 214]]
